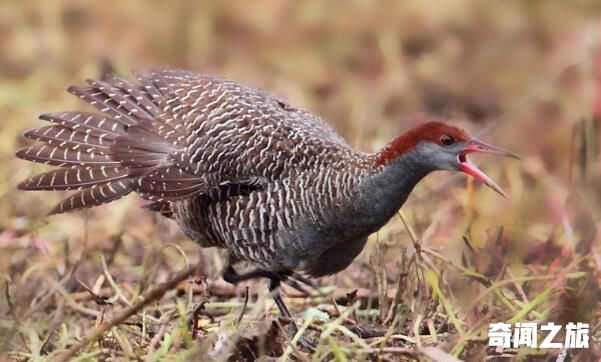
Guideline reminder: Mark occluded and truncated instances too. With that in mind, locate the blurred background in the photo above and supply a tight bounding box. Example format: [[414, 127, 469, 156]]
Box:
[[1, 1, 600, 360]]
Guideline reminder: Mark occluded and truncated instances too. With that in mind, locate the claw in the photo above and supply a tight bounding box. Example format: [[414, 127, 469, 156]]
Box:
[[278, 270, 322, 297]]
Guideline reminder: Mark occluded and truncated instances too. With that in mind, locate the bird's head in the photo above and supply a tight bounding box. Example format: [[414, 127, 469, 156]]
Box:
[[376, 121, 519, 196]]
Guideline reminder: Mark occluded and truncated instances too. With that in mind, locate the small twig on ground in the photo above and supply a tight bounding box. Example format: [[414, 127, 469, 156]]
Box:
[[74, 277, 113, 306], [24, 268, 74, 320], [372, 232, 388, 321], [147, 323, 167, 354], [423, 248, 491, 287], [384, 248, 408, 325], [346, 290, 358, 321], [506, 268, 529, 304], [357, 346, 417, 356], [52, 264, 198, 362], [189, 301, 207, 339], [4, 277, 18, 323], [101, 255, 132, 307], [44, 276, 101, 318], [412, 313, 423, 349], [161, 243, 190, 270], [398, 210, 421, 256], [330, 295, 342, 318]]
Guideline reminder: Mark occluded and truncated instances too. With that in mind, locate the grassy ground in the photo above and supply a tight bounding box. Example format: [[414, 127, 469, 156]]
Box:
[[1, 1, 601, 361]]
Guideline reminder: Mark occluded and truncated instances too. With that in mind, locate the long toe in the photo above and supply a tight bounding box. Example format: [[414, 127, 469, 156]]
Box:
[[287, 323, 316, 351], [297, 335, 317, 351], [285, 271, 322, 295], [276, 270, 321, 297]]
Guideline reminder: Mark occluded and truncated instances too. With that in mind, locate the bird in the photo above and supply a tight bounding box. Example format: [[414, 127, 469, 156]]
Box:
[[16, 68, 517, 344]]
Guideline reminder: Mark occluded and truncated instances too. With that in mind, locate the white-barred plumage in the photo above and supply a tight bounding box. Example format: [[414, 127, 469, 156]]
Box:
[[16, 69, 518, 346], [17, 68, 381, 275], [17, 68, 514, 283]]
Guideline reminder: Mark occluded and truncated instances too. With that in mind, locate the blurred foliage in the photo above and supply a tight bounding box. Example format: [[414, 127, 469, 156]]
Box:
[[1, 0, 601, 361]]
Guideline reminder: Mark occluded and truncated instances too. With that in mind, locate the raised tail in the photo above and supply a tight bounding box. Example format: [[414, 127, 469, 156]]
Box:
[[16, 72, 189, 215]]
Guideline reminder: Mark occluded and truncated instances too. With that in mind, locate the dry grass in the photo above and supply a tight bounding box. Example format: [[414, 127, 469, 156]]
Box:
[[1, 1, 601, 361]]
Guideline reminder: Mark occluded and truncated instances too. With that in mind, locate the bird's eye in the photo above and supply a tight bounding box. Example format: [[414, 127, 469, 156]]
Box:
[[440, 134, 455, 146]]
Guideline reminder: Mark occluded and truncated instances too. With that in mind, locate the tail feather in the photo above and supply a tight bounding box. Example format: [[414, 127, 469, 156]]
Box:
[[111, 119, 178, 168], [134, 165, 205, 198], [86, 79, 158, 119], [68, 85, 138, 126], [16, 144, 118, 167], [17, 69, 207, 215], [131, 70, 191, 143], [23, 126, 112, 152], [99, 75, 160, 117], [147, 70, 171, 94], [39, 112, 127, 138], [133, 71, 167, 103], [48, 180, 131, 215], [18, 166, 129, 191]]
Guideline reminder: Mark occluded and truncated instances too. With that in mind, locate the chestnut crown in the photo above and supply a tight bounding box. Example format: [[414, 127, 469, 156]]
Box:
[[376, 121, 470, 166]]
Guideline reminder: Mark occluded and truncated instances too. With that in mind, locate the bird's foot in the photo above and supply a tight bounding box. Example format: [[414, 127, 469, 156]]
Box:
[[222, 265, 320, 298], [222, 266, 317, 350], [295, 334, 317, 351], [276, 270, 322, 297], [285, 318, 316, 351]]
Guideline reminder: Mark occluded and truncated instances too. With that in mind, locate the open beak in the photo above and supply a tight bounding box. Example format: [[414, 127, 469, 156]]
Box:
[[457, 139, 519, 197]]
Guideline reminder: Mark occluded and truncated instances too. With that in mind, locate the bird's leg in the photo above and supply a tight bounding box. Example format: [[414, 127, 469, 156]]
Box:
[[268, 278, 315, 350], [222, 266, 298, 323], [222, 265, 314, 349], [222, 265, 273, 283], [267, 278, 294, 322], [277, 270, 321, 296], [223, 265, 317, 296]]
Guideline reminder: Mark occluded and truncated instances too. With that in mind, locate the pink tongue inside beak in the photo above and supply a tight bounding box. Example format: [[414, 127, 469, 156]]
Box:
[[459, 158, 507, 197], [458, 139, 519, 197]]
